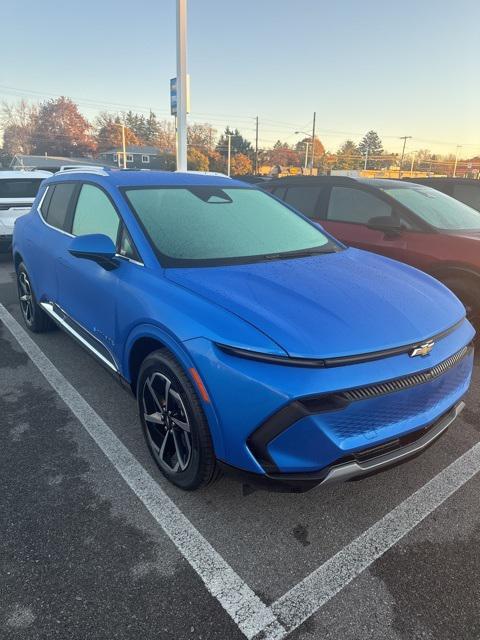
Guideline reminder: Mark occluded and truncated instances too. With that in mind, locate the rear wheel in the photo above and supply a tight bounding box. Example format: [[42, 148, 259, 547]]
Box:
[[137, 350, 219, 490], [17, 262, 56, 333]]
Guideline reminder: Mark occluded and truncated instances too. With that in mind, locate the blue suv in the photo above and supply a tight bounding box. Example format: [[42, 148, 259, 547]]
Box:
[[13, 169, 474, 490]]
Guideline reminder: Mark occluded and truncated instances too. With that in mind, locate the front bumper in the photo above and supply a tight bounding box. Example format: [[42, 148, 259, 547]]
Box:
[[219, 401, 465, 492], [186, 319, 475, 481]]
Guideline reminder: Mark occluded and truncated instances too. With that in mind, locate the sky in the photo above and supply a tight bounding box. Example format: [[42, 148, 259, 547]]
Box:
[[2, 0, 480, 156]]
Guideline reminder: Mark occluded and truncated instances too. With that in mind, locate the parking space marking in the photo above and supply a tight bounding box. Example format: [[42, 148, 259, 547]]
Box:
[[0, 304, 286, 640], [2, 301, 480, 640], [271, 427, 480, 633]]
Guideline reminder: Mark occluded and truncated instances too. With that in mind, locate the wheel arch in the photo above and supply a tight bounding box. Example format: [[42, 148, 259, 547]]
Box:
[[124, 324, 225, 460], [427, 262, 480, 292]]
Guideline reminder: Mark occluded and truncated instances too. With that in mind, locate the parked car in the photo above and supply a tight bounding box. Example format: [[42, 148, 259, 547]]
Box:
[[13, 169, 474, 491], [264, 176, 480, 331], [402, 177, 480, 212], [0, 170, 52, 252]]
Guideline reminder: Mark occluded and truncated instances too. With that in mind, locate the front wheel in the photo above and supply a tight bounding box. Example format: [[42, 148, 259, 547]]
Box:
[[137, 350, 219, 490]]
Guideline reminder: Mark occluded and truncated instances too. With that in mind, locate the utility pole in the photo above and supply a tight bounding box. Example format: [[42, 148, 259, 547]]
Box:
[[254, 116, 259, 175], [364, 145, 369, 171], [398, 136, 412, 177], [176, 0, 188, 171], [310, 111, 316, 175], [227, 134, 233, 177], [121, 123, 127, 169], [453, 145, 462, 177]]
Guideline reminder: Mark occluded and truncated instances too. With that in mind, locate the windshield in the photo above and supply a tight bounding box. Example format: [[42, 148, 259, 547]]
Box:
[[0, 179, 44, 199], [382, 185, 480, 231], [125, 186, 338, 265]]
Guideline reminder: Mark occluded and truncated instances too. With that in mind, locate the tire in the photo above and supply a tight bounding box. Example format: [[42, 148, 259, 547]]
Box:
[[137, 349, 219, 490], [17, 262, 56, 333], [443, 276, 480, 339]]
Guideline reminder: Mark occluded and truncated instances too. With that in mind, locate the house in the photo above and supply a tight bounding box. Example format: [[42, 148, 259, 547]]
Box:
[[9, 154, 115, 172], [98, 146, 165, 169]]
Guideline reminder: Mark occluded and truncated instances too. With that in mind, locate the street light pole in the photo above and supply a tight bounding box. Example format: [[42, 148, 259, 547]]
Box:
[[303, 142, 310, 169], [310, 111, 316, 175], [121, 123, 127, 169], [227, 134, 233, 176], [453, 145, 462, 177], [176, 0, 188, 171], [364, 145, 369, 171], [398, 136, 412, 178], [410, 151, 416, 174], [254, 116, 259, 175]]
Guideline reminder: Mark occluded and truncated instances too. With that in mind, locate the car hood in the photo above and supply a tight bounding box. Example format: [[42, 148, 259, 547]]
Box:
[[166, 248, 465, 359], [445, 230, 480, 241]]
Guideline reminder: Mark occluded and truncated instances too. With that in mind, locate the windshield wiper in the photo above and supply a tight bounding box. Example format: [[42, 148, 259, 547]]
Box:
[[262, 247, 336, 261]]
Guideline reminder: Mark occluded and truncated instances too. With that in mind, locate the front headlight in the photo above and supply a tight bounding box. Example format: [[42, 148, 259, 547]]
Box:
[[215, 343, 326, 368]]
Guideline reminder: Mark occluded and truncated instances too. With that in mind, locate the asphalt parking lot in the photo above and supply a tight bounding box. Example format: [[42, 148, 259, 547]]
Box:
[[1, 254, 479, 640]]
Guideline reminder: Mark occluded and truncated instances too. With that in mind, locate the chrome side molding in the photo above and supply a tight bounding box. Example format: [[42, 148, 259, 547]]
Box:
[[40, 302, 118, 372]]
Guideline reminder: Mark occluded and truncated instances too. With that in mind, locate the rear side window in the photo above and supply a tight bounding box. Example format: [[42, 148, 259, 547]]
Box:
[[270, 186, 287, 200], [284, 186, 324, 218], [327, 187, 392, 224], [0, 178, 44, 199], [44, 183, 76, 231], [452, 184, 480, 211], [72, 184, 119, 244]]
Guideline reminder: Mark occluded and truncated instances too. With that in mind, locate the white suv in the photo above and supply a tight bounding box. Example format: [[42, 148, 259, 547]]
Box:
[[0, 170, 52, 252]]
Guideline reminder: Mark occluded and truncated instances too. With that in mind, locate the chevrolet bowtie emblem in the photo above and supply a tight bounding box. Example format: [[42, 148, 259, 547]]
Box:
[[410, 340, 435, 357]]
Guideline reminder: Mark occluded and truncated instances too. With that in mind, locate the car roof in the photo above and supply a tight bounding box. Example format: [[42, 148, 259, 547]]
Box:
[[0, 170, 53, 179], [45, 169, 249, 189], [404, 177, 480, 185], [265, 175, 416, 189]]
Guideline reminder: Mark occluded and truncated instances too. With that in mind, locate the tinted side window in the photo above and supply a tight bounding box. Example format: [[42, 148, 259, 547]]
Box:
[[452, 184, 480, 211], [284, 186, 323, 218], [45, 183, 76, 231], [0, 178, 44, 198], [72, 184, 120, 244], [272, 187, 287, 199], [327, 187, 392, 224]]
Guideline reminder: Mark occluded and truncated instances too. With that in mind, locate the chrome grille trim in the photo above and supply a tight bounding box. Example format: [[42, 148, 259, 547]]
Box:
[[342, 345, 472, 402]]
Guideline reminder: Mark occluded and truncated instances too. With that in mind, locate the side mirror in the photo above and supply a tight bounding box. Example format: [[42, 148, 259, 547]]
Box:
[[367, 216, 402, 236], [69, 234, 118, 270]]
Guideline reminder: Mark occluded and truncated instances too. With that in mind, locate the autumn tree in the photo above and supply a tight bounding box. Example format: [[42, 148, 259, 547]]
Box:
[[269, 141, 301, 167], [188, 123, 216, 151], [155, 120, 176, 152], [230, 153, 253, 175], [1, 100, 38, 155], [95, 112, 139, 152], [205, 149, 224, 173], [187, 147, 209, 171], [31, 97, 96, 157]]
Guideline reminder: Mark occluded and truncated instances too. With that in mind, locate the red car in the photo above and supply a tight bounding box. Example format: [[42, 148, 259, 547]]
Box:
[[264, 176, 480, 330]]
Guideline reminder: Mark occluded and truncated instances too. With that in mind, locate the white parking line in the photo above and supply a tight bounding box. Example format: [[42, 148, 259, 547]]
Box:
[[271, 437, 480, 632], [1, 301, 479, 640], [0, 304, 286, 640]]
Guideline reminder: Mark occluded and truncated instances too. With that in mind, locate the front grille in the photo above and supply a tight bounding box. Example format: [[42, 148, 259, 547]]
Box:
[[342, 345, 471, 402]]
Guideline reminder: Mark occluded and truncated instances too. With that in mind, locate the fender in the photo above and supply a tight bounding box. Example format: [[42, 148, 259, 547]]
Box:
[[123, 322, 225, 460], [427, 261, 480, 284]]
